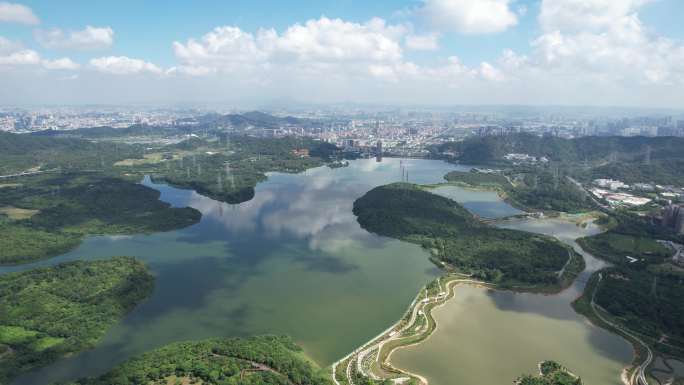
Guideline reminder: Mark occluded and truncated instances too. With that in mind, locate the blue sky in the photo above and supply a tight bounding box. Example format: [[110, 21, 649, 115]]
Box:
[[1, 0, 683, 107], [4, 0, 541, 66]]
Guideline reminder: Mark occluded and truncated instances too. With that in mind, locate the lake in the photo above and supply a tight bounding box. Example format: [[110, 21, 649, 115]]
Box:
[[3, 159, 632, 385], [391, 218, 634, 385]]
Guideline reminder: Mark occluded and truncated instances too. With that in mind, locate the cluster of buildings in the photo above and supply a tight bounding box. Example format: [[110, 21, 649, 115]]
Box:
[[0, 108, 202, 133], [593, 179, 629, 190], [590, 188, 652, 207], [503, 153, 549, 164], [590, 178, 684, 208]]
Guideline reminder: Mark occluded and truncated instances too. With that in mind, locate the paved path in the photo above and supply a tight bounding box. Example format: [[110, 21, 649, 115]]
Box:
[[333, 277, 483, 385]]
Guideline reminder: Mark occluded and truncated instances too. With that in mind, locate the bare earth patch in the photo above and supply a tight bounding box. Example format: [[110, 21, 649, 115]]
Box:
[[0, 206, 40, 220]]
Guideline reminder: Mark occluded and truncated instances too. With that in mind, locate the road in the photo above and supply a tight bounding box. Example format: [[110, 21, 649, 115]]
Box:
[[0, 168, 58, 179], [591, 273, 653, 385], [333, 277, 484, 385], [557, 250, 574, 278], [566, 176, 613, 212]]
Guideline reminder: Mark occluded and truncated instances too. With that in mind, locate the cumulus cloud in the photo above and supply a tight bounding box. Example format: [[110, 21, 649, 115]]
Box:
[[417, 0, 518, 34], [522, 0, 684, 85], [405, 33, 440, 51], [90, 56, 162, 75], [539, 0, 651, 32], [167, 15, 513, 94], [0, 2, 39, 25], [0, 49, 39, 65], [173, 17, 406, 73], [35, 26, 114, 50], [478, 62, 505, 81], [2, 4, 682, 107], [42, 57, 80, 70], [169, 16, 509, 90], [0, 36, 78, 71], [0, 36, 21, 53]]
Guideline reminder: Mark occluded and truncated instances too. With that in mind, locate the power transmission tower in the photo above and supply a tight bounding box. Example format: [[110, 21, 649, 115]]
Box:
[[644, 145, 651, 165]]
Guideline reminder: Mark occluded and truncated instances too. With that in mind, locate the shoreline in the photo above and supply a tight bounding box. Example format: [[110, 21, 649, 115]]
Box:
[[332, 216, 650, 385]]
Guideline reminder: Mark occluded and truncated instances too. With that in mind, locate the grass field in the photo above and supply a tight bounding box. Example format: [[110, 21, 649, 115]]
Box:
[[578, 233, 671, 265]]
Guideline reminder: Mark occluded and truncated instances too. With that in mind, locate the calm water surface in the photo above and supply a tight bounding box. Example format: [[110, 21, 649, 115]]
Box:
[[429, 185, 523, 219], [5, 158, 461, 385], [391, 218, 634, 385], [3, 159, 633, 385]]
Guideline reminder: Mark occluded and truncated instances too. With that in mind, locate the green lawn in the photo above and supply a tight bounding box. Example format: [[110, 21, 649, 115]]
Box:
[[578, 233, 671, 266]]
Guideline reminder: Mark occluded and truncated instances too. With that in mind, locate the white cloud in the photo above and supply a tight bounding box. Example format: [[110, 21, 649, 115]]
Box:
[[172, 17, 407, 74], [0, 36, 79, 71], [539, 0, 651, 32], [0, 2, 39, 25], [405, 33, 440, 51], [525, 0, 684, 85], [478, 61, 504, 81], [166, 65, 215, 77], [169, 16, 510, 90], [0, 36, 21, 53], [90, 56, 162, 75], [42, 57, 80, 70], [418, 0, 518, 34], [35, 26, 114, 50], [0, 49, 39, 65]]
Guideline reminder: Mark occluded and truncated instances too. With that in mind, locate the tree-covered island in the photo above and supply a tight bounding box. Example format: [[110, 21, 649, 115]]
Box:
[[0, 257, 154, 384], [353, 182, 582, 288], [515, 361, 582, 385]]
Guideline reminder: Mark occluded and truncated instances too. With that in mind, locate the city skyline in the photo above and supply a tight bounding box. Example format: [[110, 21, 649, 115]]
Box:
[[1, 0, 684, 107]]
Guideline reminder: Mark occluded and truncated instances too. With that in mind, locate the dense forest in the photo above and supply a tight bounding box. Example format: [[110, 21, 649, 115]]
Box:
[[595, 267, 684, 341], [0, 257, 154, 384], [0, 173, 201, 264], [113, 135, 335, 204], [578, 211, 684, 346], [516, 361, 582, 385], [435, 133, 684, 164], [435, 133, 684, 185], [0, 131, 144, 175], [0, 131, 339, 205], [58, 335, 332, 385], [353, 183, 580, 286]]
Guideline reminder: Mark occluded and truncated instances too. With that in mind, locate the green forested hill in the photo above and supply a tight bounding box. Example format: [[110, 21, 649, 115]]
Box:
[[0, 132, 143, 175], [0, 173, 201, 264], [58, 335, 332, 385], [436, 134, 684, 164], [353, 183, 579, 286], [444, 170, 591, 213], [0, 257, 154, 384]]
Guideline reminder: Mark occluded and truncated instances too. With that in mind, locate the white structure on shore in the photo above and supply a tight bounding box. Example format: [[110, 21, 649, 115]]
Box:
[[593, 178, 628, 191]]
